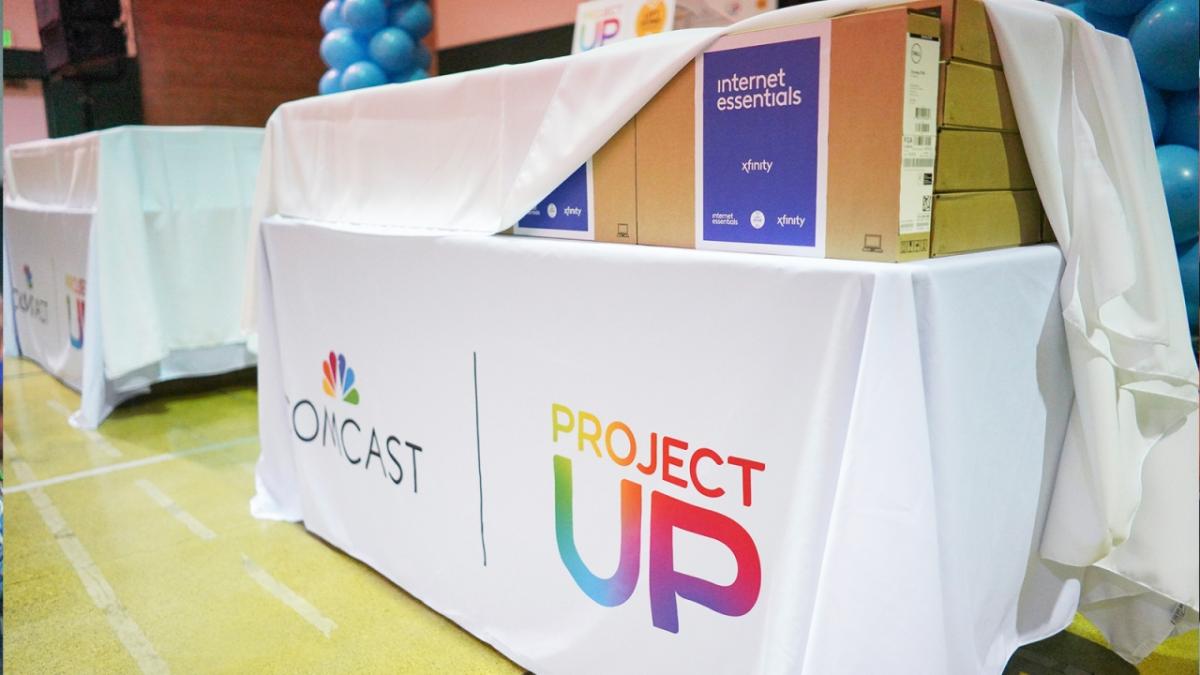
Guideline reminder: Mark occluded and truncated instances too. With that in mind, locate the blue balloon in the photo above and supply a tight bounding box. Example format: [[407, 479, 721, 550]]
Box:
[[342, 0, 387, 34], [320, 28, 367, 70], [1157, 144, 1199, 245], [341, 61, 388, 90], [1084, 0, 1150, 16], [1066, 1, 1133, 34], [1144, 83, 1167, 141], [1163, 89, 1198, 148], [413, 43, 432, 71], [319, 69, 343, 95], [368, 27, 415, 73], [1179, 241, 1198, 334], [1129, 0, 1200, 91], [320, 0, 345, 31], [391, 0, 432, 39], [407, 68, 429, 82]]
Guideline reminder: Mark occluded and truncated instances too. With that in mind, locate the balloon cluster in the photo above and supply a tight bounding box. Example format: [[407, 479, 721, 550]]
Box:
[[1056, 0, 1198, 339], [319, 0, 433, 94]]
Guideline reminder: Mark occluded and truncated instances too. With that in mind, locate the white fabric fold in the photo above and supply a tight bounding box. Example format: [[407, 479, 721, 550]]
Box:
[[984, 0, 1199, 658]]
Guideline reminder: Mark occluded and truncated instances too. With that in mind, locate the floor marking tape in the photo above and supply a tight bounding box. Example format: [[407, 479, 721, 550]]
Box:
[[242, 555, 337, 638], [6, 436, 258, 494], [6, 432, 171, 674], [134, 479, 218, 541]]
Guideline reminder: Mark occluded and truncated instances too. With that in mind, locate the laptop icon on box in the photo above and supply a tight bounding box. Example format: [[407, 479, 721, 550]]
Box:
[[863, 234, 883, 252]]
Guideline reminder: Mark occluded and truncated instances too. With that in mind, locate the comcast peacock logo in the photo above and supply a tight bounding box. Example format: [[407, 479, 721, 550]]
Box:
[[322, 351, 360, 405], [293, 350, 424, 492]]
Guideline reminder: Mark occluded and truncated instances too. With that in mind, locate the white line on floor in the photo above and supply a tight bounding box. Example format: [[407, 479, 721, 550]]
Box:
[[242, 555, 337, 638], [45, 398, 73, 416], [134, 479, 217, 541], [5, 436, 258, 494], [84, 428, 125, 459], [6, 433, 171, 675], [44, 399, 124, 460]]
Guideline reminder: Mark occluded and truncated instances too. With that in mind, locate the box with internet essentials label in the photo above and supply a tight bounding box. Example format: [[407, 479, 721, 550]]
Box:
[[636, 7, 942, 261], [513, 120, 638, 243]]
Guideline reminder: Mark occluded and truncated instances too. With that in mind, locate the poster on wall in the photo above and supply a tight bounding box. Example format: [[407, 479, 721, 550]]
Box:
[[572, 0, 777, 54]]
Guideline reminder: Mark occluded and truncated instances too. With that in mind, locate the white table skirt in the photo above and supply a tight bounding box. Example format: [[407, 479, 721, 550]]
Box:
[[253, 217, 1084, 674], [3, 126, 263, 427]]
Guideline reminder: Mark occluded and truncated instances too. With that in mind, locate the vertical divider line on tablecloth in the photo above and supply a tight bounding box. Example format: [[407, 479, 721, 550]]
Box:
[[474, 351, 488, 566]]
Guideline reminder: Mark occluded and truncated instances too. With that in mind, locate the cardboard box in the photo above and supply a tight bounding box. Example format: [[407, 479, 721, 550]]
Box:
[[864, 0, 1001, 66], [514, 120, 637, 243], [636, 63, 695, 249], [1041, 215, 1056, 243], [939, 60, 1018, 131], [937, 0, 1001, 65], [930, 189, 1042, 255], [934, 129, 1034, 191], [637, 8, 942, 261]]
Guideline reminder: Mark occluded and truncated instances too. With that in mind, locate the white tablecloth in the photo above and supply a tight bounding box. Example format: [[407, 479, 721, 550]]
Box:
[[3, 126, 263, 427], [244, 1, 1199, 657], [254, 217, 1093, 673]]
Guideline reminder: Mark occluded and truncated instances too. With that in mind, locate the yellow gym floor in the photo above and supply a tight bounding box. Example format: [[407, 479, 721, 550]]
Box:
[[2, 355, 1196, 674]]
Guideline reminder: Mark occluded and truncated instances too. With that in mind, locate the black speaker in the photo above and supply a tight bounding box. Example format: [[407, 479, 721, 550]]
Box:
[[34, 0, 125, 75], [34, 0, 120, 26]]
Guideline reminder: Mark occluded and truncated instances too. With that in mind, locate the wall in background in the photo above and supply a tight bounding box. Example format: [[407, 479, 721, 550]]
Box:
[[3, 81, 49, 145], [2, 0, 41, 49], [132, 0, 326, 127], [432, 0, 578, 49]]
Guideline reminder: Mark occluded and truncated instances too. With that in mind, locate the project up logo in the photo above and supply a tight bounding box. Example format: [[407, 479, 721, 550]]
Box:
[[550, 403, 765, 633], [14, 264, 49, 324], [291, 351, 425, 492]]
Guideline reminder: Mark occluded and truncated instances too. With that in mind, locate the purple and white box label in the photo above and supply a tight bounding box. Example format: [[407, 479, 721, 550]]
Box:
[[696, 22, 830, 256], [514, 162, 595, 240]]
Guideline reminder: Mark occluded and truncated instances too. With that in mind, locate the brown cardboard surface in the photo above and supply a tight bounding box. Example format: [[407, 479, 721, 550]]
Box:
[[635, 61, 696, 249], [945, 0, 1000, 65], [827, 10, 910, 261], [934, 129, 1034, 191], [865, 0, 1001, 66], [1041, 214, 1056, 243], [940, 59, 1018, 131], [930, 189, 1043, 255], [594, 119, 638, 243]]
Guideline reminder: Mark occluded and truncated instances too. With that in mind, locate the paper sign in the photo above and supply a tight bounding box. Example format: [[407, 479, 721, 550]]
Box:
[[572, 0, 677, 54]]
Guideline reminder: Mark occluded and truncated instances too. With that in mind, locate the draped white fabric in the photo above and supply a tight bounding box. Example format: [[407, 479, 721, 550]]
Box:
[[245, 0, 1198, 661], [255, 222, 1077, 673], [4, 126, 263, 426]]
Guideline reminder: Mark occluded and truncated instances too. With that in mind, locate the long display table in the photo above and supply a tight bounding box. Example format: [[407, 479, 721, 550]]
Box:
[[3, 126, 263, 426], [253, 217, 1085, 674]]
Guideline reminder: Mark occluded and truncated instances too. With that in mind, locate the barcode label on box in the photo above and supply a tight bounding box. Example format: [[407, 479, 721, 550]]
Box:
[[898, 36, 939, 238]]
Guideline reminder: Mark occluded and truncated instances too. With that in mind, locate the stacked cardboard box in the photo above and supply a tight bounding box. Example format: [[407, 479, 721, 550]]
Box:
[[919, 0, 1045, 256], [514, 0, 1045, 261], [518, 7, 943, 262]]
